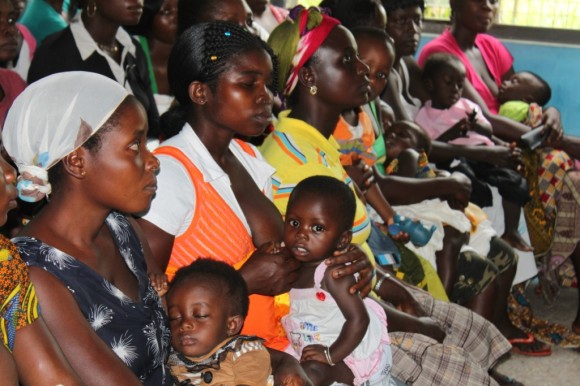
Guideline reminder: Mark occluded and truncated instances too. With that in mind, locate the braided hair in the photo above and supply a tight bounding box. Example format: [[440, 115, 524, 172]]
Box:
[[162, 21, 278, 139]]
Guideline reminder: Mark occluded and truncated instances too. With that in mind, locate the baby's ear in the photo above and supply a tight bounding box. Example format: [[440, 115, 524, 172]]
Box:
[[424, 78, 434, 92], [226, 315, 244, 336], [336, 230, 353, 251]]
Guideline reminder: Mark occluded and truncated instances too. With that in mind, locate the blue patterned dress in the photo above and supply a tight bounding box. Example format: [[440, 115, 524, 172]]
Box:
[[13, 211, 172, 385]]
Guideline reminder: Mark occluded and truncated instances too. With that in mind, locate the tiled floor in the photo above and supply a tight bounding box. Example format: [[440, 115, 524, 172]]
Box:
[[495, 285, 580, 385]]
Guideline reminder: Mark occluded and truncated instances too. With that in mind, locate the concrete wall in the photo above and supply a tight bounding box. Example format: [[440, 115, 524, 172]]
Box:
[[419, 34, 580, 136]]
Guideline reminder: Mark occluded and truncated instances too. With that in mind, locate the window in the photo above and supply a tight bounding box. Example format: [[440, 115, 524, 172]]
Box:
[[424, 0, 580, 30]]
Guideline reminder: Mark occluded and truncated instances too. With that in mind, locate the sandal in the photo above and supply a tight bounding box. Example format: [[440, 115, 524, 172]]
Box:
[[508, 333, 552, 357]]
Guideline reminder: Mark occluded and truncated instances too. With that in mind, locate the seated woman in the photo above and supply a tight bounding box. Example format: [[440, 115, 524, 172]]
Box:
[[262, 6, 515, 385], [417, 0, 580, 345], [137, 21, 371, 384], [3, 72, 171, 385], [27, 0, 160, 138], [0, 152, 83, 386]]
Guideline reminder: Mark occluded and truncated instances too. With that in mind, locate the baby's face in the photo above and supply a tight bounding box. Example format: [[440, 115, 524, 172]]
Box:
[[284, 194, 346, 263], [498, 72, 542, 104], [167, 279, 232, 357], [385, 122, 420, 160]]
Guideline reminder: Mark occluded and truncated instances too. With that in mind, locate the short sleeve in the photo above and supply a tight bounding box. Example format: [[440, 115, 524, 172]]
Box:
[[140, 154, 195, 236]]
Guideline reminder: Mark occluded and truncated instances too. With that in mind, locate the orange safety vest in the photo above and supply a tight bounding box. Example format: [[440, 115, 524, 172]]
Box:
[[154, 141, 288, 350]]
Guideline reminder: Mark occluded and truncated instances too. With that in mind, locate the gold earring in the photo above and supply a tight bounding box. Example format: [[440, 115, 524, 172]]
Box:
[[86, 1, 97, 17], [80, 170, 86, 177], [309, 85, 317, 95]]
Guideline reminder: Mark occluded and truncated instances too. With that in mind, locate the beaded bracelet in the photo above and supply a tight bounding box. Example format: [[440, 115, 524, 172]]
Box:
[[373, 272, 391, 294], [324, 346, 335, 366]]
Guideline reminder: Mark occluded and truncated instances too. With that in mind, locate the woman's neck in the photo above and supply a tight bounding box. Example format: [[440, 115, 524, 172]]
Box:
[[81, 12, 120, 48], [21, 193, 111, 251], [450, 23, 477, 51], [147, 37, 173, 95], [189, 116, 236, 167], [288, 96, 343, 139]]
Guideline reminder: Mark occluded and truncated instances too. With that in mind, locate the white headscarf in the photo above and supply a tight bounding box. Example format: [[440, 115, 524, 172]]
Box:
[[3, 72, 129, 202]]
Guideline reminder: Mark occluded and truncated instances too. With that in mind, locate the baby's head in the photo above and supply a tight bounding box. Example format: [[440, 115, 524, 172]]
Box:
[[385, 120, 431, 160], [284, 176, 355, 262], [422, 53, 466, 109], [379, 100, 396, 132], [167, 258, 249, 358], [498, 71, 551, 106], [352, 27, 396, 100]]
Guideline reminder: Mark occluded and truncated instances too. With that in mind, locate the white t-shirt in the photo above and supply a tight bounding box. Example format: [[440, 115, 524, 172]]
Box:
[[142, 124, 275, 237]]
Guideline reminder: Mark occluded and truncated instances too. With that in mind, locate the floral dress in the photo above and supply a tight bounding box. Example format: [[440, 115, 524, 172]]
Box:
[[13, 211, 172, 385]]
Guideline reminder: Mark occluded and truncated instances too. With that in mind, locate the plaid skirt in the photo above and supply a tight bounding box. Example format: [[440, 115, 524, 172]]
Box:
[[390, 285, 511, 385]]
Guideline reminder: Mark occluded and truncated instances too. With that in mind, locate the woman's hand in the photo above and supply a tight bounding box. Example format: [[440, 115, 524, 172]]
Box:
[[446, 172, 472, 210], [240, 242, 300, 296], [415, 317, 446, 343], [541, 107, 564, 145], [326, 245, 374, 297]]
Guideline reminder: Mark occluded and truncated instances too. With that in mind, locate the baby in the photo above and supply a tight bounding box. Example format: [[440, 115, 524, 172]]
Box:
[[281, 175, 393, 386], [498, 71, 551, 127], [416, 53, 533, 252], [162, 258, 273, 385]]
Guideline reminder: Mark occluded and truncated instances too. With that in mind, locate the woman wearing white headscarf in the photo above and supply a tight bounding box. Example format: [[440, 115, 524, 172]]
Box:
[[3, 72, 170, 386]]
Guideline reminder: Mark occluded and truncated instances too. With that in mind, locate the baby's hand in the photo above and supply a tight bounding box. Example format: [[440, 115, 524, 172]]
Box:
[[149, 272, 169, 297], [300, 344, 330, 365]]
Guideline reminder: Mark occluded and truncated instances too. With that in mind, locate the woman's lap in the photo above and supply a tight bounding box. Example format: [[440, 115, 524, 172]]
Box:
[[391, 285, 510, 385]]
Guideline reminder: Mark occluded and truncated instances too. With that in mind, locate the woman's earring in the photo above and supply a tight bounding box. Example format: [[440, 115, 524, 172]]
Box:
[[86, 1, 97, 18], [80, 170, 86, 177], [309, 85, 318, 95]]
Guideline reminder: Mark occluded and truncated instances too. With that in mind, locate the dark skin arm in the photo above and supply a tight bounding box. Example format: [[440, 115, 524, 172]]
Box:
[[13, 318, 85, 386], [382, 71, 413, 121], [268, 348, 313, 386], [300, 268, 369, 365], [374, 171, 472, 208], [372, 270, 446, 342], [28, 267, 144, 386]]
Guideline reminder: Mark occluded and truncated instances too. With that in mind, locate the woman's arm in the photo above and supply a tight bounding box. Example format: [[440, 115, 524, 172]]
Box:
[[301, 270, 369, 365], [374, 171, 472, 207], [13, 318, 84, 386], [382, 72, 413, 121], [28, 267, 144, 386]]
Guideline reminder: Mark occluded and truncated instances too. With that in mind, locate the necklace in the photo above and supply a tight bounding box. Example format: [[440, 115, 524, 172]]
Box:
[[98, 41, 120, 55]]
